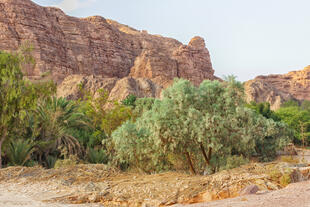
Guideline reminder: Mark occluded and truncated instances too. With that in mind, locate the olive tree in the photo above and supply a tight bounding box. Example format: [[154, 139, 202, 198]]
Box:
[[112, 78, 291, 173]]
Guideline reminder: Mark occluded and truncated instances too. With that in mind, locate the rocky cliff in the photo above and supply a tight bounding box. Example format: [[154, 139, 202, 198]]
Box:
[[0, 0, 217, 100], [245, 66, 310, 110]]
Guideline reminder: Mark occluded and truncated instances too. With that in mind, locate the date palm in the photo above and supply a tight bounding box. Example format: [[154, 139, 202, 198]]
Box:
[[33, 97, 87, 160]]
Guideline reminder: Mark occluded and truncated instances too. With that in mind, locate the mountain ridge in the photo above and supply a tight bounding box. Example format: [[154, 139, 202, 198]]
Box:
[[1, 0, 310, 107]]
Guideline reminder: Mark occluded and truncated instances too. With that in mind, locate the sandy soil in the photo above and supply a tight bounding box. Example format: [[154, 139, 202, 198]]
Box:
[[0, 182, 102, 207]]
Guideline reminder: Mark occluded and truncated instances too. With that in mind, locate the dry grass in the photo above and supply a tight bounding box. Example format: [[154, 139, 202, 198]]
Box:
[[0, 161, 306, 206]]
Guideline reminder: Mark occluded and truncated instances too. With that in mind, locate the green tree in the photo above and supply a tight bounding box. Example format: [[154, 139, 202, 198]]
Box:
[[112, 78, 291, 174], [0, 52, 25, 168], [29, 97, 87, 166], [246, 101, 281, 121], [275, 106, 310, 144], [79, 88, 132, 137]]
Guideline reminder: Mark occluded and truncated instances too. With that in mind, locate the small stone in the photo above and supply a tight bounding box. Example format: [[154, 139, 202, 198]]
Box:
[[266, 182, 279, 190], [239, 184, 259, 195], [84, 182, 100, 192], [88, 194, 98, 202], [61, 178, 75, 186]]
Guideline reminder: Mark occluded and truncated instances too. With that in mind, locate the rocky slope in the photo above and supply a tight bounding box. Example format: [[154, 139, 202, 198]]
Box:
[[245, 66, 310, 110], [0, 0, 217, 101]]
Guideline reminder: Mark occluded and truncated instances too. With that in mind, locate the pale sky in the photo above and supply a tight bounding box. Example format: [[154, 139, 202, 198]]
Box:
[[32, 0, 310, 81]]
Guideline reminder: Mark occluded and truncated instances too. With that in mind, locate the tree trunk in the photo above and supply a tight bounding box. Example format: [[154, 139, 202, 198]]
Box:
[[0, 140, 3, 169], [0, 127, 7, 169], [185, 151, 196, 175], [200, 143, 210, 165], [208, 147, 212, 162]]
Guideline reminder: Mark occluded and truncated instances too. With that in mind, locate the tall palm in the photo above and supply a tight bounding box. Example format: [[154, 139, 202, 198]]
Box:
[[33, 97, 88, 160]]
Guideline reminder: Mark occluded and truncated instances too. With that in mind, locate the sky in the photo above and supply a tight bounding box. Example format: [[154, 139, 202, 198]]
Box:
[[32, 0, 310, 81]]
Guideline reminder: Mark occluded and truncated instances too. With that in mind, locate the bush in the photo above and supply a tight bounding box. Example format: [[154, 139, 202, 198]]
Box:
[[122, 94, 137, 107], [46, 155, 57, 169], [54, 155, 79, 168], [219, 155, 249, 171], [87, 148, 108, 164], [6, 139, 34, 166]]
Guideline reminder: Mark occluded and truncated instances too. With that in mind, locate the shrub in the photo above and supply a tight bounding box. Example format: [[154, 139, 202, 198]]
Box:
[[6, 139, 34, 166], [46, 155, 57, 169], [122, 94, 137, 107], [87, 148, 108, 164], [54, 155, 79, 168]]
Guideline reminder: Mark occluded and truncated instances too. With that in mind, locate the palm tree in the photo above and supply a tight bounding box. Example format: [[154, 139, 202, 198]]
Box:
[[32, 96, 88, 164]]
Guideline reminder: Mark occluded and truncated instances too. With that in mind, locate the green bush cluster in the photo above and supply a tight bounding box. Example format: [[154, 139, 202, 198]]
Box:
[[276, 100, 310, 145], [248, 100, 310, 145]]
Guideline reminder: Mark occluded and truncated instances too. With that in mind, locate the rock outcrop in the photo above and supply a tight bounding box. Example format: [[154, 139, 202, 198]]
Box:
[[0, 0, 217, 100], [245, 66, 310, 110], [57, 75, 162, 101]]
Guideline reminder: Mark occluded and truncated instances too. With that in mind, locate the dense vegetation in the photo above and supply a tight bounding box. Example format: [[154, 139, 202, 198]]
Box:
[[0, 50, 299, 174], [276, 100, 310, 146], [247, 100, 310, 146], [112, 78, 291, 173]]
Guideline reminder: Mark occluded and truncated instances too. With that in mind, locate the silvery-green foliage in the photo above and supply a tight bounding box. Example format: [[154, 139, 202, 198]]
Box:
[[112, 78, 291, 173]]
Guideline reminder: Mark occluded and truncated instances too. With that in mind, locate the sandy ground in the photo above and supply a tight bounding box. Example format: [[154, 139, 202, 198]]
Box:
[[0, 182, 102, 207]]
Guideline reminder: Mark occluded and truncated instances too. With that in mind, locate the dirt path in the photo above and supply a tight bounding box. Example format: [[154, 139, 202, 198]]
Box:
[[0, 183, 102, 207], [175, 180, 310, 207]]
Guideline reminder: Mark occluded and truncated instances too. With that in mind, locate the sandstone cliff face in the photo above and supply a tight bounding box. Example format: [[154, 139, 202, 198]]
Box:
[[245, 66, 310, 110], [0, 0, 216, 100]]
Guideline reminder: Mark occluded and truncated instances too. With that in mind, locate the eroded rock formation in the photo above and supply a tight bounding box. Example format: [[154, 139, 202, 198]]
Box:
[[57, 75, 162, 101], [0, 0, 217, 100], [245, 66, 310, 110]]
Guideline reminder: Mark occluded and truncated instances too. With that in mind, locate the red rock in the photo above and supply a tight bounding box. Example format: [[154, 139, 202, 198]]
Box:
[[245, 66, 310, 109], [0, 0, 217, 101]]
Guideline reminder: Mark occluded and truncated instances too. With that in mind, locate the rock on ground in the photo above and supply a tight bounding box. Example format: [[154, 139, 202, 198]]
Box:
[[174, 180, 310, 207]]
